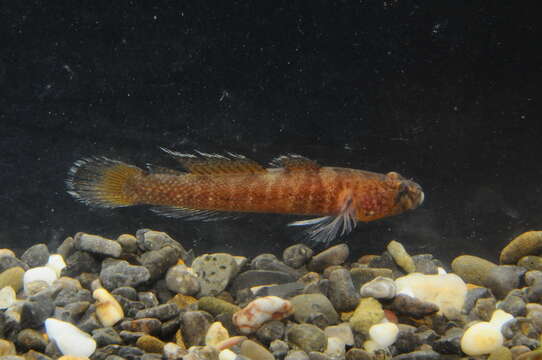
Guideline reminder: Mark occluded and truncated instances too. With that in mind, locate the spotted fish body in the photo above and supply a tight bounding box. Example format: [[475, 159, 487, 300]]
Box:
[[67, 150, 424, 243]]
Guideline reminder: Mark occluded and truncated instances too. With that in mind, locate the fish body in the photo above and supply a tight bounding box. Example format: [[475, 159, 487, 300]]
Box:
[[67, 150, 424, 243]]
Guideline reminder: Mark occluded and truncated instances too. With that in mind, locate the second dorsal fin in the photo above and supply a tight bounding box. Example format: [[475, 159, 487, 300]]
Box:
[[271, 154, 321, 171], [160, 148, 266, 175]]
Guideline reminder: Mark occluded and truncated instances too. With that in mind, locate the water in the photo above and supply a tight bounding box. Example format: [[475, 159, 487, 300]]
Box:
[[1, 2, 540, 264]]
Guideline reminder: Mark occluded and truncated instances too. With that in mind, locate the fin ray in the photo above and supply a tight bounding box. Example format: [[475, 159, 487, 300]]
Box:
[[160, 147, 265, 175], [150, 205, 244, 221], [271, 154, 320, 171]]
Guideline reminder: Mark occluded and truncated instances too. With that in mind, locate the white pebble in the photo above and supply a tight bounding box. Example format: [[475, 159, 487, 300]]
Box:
[[460, 322, 503, 356], [93, 288, 124, 327], [45, 318, 96, 357], [369, 322, 399, 349], [219, 349, 238, 360], [233, 296, 293, 334], [205, 321, 229, 347], [489, 309, 514, 330], [0, 286, 16, 309], [46, 254, 66, 277], [325, 336, 346, 357], [324, 323, 354, 346], [163, 342, 184, 359], [24, 266, 58, 294]]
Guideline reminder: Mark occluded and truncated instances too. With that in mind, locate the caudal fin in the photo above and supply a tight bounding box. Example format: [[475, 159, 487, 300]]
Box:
[[66, 157, 142, 208]]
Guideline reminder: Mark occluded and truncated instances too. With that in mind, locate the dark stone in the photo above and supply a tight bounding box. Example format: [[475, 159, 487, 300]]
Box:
[[345, 348, 372, 360], [112, 286, 138, 300], [53, 301, 90, 323], [253, 282, 305, 299], [92, 344, 145, 360], [138, 291, 159, 308], [499, 293, 527, 316], [161, 317, 181, 338], [256, 320, 286, 344], [181, 311, 213, 347], [74, 232, 122, 258], [231, 270, 296, 294], [350, 267, 393, 289], [462, 287, 492, 314], [483, 265, 527, 299], [391, 350, 441, 360], [270, 339, 290, 359], [327, 268, 360, 312], [283, 244, 313, 269], [412, 254, 439, 274], [120, 318, 162, 335], [432, 327, 463, 354], [21, 299, 54, 329], [21, 243, 50, 267], [62, 250, 99, 277], [393, 324, 423, 354], [251, 253, 302, 278], [139, 246, 179, 281], [136, 229, 191, 263], [119, 330, 146, 344], [368, 252, 404, 278], [100, 260, 151, 290], [0, 255, 29, 272], [77, 311, 101, 333], [44, 339, 63, 359], [135, 303, 180, 321], [308, 244, 349, 272], [16, 328, 47, 352], [54, 287, 92, 307], [114, 295, 146, 318], [92, 327, 123, 347], [391, 294, 439, 318], [56, 236, 76, 259], [471, 297, 497, 321]]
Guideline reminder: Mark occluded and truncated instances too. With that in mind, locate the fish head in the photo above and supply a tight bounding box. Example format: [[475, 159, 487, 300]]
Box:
[[385, 171, 424, 214]]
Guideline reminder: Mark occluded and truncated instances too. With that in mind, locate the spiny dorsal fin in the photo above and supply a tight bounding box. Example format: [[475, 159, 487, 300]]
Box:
[[271, 154, 320, 172], [160, 148, 266, 175]]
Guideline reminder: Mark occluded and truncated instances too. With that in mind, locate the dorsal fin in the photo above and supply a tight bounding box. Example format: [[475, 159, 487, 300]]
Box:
[[270, 154, 320, 172], [146, 164, 186, 176], [160, 148, 266, 175]]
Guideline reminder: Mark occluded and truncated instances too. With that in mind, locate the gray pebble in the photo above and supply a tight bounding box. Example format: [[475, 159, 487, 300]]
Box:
[[120, 318, 161, 335], [287, 323, 327, 353], [54, 287, 92, 307], [62, 250, 99, 277], [283, 244, 313, 269], [308, 244, 349, 272], [92, 327, 123, 347], [135, 303, 179, 321], [270, 339, 290, 359], [56, 236, 75, 259], [0, 255, 29, 272], [256, 320, 285, 344], [93, 344, 145, 359], [139, 246, 180, 281], [138, 291, 159, 308], [100, 260, 151, 290], [74, 232, 122, 258], [471, 297, 497, 322], [251, 253, 301, 278], [253, 282, 304, 299], [483, 265, 527, 299], [391, 350, 441, 360], [432, 327, 463, 355], [21, 244, 49, 268], [231, 270, 296, 295], [368, 252, 404, 278], [290, 293, 339, 325], [527, 279, 542, 303], [359, 276, 396, 300], [327, 268, 360, 312], [165, 265, 200, 296], [345, 348, 372, 360], [136, 229, 191, 263], [308, 352, 331, 360], [117, 234, 138, 254], [394, 324, 424, 354], [462, 287, 492, 314], [112, 286, 138, 300], [391, 294, 439, 318], [525, 270, 542, 286], [350, 267, 393, 289], [181, 311, 213, 347], [78, 312, 102, 333], [20, 298, 54, 329], [192, 253, 239, 296], [412, 254, 439, 274], [499, 293, 527, 316]]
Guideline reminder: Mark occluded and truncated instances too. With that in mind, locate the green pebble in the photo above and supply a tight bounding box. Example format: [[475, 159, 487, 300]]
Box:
[[349, 297, 384, 335], [198, 296, 241, 316], [0, 266, 25, 293]]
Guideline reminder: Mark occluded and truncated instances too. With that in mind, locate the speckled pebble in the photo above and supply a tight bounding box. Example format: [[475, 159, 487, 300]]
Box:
[[100, 260, 151, 290], [21, 244, 50, 268], [192, 253, 239, 296], [287, 324, 327, 353], [283, 244, 314, 269], [74, 232, 122, 258], [165, 265, 200, 296]]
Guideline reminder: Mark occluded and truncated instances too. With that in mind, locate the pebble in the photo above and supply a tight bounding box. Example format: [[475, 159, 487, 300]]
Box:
[[135, 303, 180, 321], [0, 339, 16, 356], [0, 254, 29, 272], [327, 268, 360, 312], [369, 322, 399, 349], [498, 293, 527, 316], [136, 334, 165, 353], [290, 293, 339, 325], [0, 286, 16, 309], [256, 320, 285, 344], [165, 264, 200, 296], [359, 276, 396, 299], [287, 323, 327, 353], [500, 231, 542, 264], [21, 244, 50, 268], [181, 311, 213, 347], [139, 246, 180, 280], [205, 321, 229, 347], [117, 233, 138, 253], [233, 296, 293, 334], [99, 260, 151, 290], [231, 270, 296, 295], [74, 232, 122, 258], [269, 339, 289, 358], [391, 350, 441, 360], [93, 288, 124, 327], [24, 266, 58, 294], [349, 297, 384, 335], [350, 267, 393, 289], [45, 318, 97, 357], [0, 266, 25, 293], [56, 237, 75, 259], [192, 253, 239, 296], [387, 240, 416, 273], [16, 328, 47, 352], [285, 350, 310, 360], [325, 337, 346, 358], [283, 244, 313, 268], [488, 346, 513, 360], [483, 265, 526, 299], [46, 255, 67, 277], [451, 255, 498, 286], [345, 348, 372, 360], [251, 253, 301, 278], [324, 323, 354, 346], [240, 339, 275, 360], [412, 254, 439, 274], [518, 256, 542, 271], [92, 327, 122, 347], [120, 318, 161, 335], [198, 296, 240, 316], [308, 244, 349, 272], [62, 251, 99, 277]]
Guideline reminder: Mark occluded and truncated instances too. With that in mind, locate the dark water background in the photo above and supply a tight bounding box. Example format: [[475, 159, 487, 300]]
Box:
[[1, 2, 540, 264]]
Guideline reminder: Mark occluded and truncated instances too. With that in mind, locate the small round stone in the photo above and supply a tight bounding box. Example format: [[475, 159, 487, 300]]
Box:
[[359, 276, 396, 300], [286, 324, 327, 353], [136, 334, 165, 353], [283, 244, 314, 269], [165, 265, 200, 296]]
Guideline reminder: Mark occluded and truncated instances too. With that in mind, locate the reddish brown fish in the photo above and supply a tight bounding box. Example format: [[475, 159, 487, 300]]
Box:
[[67, 149, 424, 243]]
